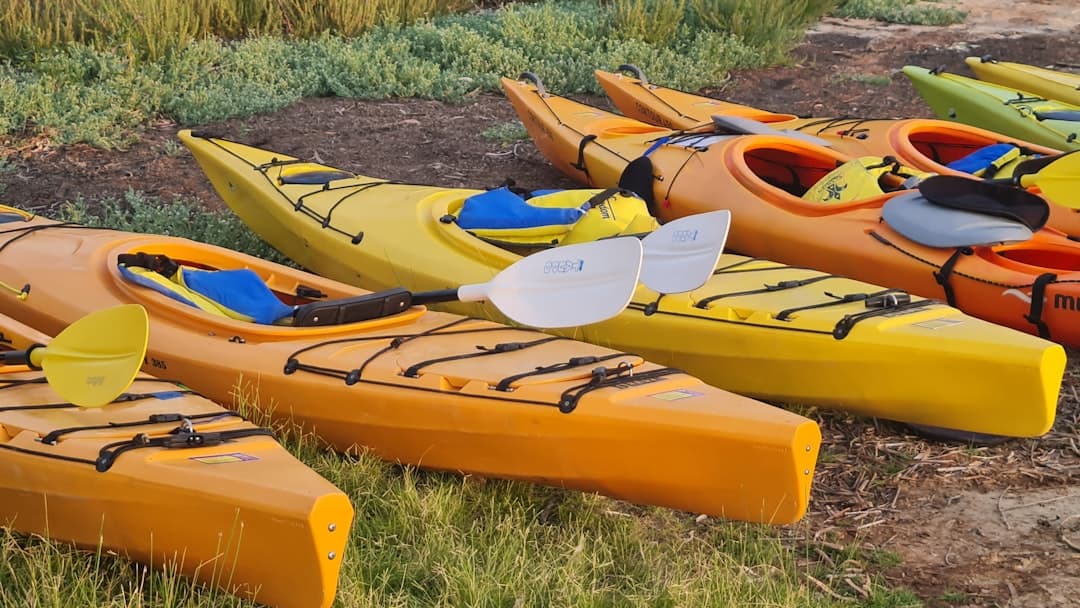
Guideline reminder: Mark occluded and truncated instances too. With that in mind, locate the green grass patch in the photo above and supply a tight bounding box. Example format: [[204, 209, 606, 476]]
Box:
[[833, 0, 966, 26], [835, 73, 893, 86], [481, 120, 529, 144], [938, 589, 969, 604]]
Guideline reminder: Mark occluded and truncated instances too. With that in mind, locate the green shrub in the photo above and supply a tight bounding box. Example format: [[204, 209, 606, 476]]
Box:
[[0, 0, 471, 62], [59, 191, 288, 263], [607, 0, 687, 45], [690, 0, 839, 62], [0, 0, 835, 147]]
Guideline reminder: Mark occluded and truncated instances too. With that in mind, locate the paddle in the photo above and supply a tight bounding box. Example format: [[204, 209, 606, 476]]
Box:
[[640, 210, 730, 294], [991, 149, 1080, 209], [295, 238, 645, 329], [414, 237, 643, 328], [1, 304, 149, 408]]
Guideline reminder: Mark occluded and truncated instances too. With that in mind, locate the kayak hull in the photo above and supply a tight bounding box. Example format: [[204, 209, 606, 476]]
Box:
[[0, 209, 819, 525], [503, 76, 1071, 421], [903, 65, 1080, 152], [594, 68, 1080, 237], [0, 315, 352, 608], [967, 57, 1080, 107], [180, 129, 1064, 438]]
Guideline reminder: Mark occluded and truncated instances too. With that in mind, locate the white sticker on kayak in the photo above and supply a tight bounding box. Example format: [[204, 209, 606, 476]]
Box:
[[649, 389, 704, 401], [190, 452, 259, 465], [911, 318, 964, 330]]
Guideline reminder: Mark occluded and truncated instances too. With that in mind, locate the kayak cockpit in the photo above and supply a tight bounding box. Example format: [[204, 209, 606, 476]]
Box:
[[726, 137, 915, 215], [108, 240, 427, 336]]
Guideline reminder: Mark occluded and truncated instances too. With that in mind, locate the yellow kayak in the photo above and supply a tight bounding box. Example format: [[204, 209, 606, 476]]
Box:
[[0, 312, 352, 608], [967, 56, 1080, 107], [180, 129, 1065, 437]]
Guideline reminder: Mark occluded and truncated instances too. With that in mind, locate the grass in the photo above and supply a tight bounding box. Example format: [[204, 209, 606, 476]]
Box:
[[58, 192, 290, 265], [832, 0, 966, 26], [481, 120, 530, 144], [835, 73, 893, 86]]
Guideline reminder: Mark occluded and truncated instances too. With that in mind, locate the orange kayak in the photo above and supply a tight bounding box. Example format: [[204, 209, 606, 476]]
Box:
[[0, 207, 820, 525], [504, 74, 1080, 348], [594, 67, 1080, 237], [0, 313, 352, 608]]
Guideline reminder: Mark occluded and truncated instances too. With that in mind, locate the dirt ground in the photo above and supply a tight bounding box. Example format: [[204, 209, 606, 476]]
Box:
[[2, 1, 1080, 606]]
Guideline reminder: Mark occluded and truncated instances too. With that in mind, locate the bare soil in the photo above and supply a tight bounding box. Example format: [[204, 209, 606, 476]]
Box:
[[3, 1, 1080, 605]]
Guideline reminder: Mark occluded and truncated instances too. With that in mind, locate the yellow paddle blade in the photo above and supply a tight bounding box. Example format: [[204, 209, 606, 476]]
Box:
[[1018, 150, 1080, 209], [27, 304, 150, 408]]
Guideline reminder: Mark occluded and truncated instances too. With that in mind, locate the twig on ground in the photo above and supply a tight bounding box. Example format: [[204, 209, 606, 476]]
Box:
[[805, 574, 851, 602], [997, 486, 1013, 530], [1060, 514, 1080, 552]]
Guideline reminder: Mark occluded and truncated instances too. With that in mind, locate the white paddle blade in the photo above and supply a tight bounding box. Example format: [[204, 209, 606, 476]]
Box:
[[457, 237, 644, 328], [640, 210, 731, 294]]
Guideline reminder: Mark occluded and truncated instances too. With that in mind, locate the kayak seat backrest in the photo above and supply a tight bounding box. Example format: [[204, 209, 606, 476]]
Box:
[[945, 143, 1025, 178], [881, 191, 1033, 248], [452, 187, 657, 247], [118, 255, 295, 324]]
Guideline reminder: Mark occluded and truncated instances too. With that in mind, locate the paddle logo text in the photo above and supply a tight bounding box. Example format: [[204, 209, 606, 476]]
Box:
[[670, 229, 699, 243], [85, 375, 105, 386], [543, 259, 585, 274]]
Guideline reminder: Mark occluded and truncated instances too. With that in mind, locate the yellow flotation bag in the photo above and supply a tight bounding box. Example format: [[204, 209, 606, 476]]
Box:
[[453, 187, 658, 246], [803, 156, 934, 203]]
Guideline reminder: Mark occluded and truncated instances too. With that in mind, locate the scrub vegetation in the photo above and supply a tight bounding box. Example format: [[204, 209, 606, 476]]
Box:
[[0, 0, 960, 149]]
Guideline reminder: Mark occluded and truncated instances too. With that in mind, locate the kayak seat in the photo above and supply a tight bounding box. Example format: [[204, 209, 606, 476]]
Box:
[[881, 191, 1033, 248], [118, 253, 295, 324], [452, 187, 658, 247], [118, 253, 425, 327]]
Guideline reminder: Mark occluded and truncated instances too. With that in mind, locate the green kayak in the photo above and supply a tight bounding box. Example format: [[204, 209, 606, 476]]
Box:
[[903, 65, 1080, 151]]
